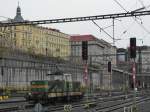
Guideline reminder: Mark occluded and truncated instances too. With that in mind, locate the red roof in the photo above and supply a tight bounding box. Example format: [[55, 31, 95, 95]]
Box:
[[71, 35, 96, 42]]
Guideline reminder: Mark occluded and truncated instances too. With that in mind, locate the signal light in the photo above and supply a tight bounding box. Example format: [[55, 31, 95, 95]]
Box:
[[130, 38, 136, 58], [82, 41, 88, 60], [108, 61, 111, 72]]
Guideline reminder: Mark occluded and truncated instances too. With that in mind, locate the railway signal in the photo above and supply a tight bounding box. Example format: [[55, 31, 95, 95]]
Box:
[[130, 38, 136, 58], [82, 41, 88, 60], [108, 61, 111, 73], [129, 37, 137, 111]]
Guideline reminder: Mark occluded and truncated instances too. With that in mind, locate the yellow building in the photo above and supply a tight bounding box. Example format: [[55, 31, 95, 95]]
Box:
[[0, 5, 71, 59]]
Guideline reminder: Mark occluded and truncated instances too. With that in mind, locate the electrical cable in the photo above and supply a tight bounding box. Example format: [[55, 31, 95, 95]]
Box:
[[136, 0, 150, 34], [113, 0, 128, 12], [92, 20, 114, 39], [102, 25, 113, 30], [119, 20, 136, 38], [137, 0, 145, 8], [113, 0, 150, 35]]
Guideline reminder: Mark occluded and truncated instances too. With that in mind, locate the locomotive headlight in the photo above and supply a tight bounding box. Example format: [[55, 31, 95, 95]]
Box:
[[28, 92, 31, 96]]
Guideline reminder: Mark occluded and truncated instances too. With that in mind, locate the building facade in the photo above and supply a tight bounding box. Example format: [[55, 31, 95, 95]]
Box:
[[0, 5, 71, 59], [115, 46, 150, 90], [70, 35, 104, 65], [70, 35, 117, 90], [0, 5, 72, 90], [137, 46, 150, 73], [117, 46, 150, 73]]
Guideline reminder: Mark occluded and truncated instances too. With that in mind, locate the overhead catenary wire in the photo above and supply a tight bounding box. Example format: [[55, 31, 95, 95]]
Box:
[[113, 0, 128, 12], [102, 25, 113, 30], [119, 20, 136, 38], [92, 20, 113, 39], [135, 0, 150, 12], [138, 0, 145, 8], [115, 0, 150, 39], [113, 0, 150, 35], [136, 0, 150, 34]]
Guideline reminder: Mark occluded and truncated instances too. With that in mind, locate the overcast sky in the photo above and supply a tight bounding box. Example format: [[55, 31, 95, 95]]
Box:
[[1, 0, 150, 48]]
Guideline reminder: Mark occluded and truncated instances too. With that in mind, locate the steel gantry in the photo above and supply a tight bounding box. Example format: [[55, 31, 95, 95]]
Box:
[[0, 10, 150, 26]]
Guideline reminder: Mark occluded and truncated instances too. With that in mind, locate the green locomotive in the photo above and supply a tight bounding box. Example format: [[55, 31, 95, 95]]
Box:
[[25, 80, 84, 103]]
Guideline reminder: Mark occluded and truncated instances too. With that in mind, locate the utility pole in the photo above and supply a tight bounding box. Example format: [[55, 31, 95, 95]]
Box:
[[112, 18, 115, 46], [132, 58, 137, 111]]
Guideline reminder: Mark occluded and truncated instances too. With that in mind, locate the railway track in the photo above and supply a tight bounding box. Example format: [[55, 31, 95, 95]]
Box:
[[0, 99, 33, 112], [0, 91, 149, 112], [0, 99, 26, 104], [0, 103, 34, 112], [0, 106, 19, 112], [1, 97, 149, 112], [45, 93, 140, 112], [44, 91, 150, 112], [96, 97, 150, 112]]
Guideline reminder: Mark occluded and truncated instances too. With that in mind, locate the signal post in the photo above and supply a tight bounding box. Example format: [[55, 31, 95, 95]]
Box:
[[108, 61, 112, 96], [130, 38, 137, 112], [82, 41, 89, 101], [82, 41, 96, 109]]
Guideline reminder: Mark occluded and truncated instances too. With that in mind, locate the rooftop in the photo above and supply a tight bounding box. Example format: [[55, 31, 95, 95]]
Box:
[[13, 4, 24, 22], [70, 35, 96, 41]]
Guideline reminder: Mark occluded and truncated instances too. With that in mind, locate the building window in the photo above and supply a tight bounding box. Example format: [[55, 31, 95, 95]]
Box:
[[14, 33, 16, 37]]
